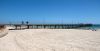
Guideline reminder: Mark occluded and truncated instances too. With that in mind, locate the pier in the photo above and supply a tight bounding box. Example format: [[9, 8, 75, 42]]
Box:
[[12, 24, 93, 30]]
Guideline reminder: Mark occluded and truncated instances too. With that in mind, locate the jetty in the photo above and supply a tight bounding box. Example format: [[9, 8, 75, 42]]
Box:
[[6, 24, 92, 30]]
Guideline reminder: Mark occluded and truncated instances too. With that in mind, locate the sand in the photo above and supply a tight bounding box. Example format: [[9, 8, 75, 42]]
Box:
[[0, 26, 8, 38], [0, 27, 100, 51]]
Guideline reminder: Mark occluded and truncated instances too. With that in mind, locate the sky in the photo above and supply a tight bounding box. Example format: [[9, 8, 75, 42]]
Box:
[[0, 0, 100, 24]]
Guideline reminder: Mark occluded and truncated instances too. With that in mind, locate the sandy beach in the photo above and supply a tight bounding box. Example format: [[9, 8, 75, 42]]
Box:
[[1, 0, 100, 51], [0, 27, 100, 51]]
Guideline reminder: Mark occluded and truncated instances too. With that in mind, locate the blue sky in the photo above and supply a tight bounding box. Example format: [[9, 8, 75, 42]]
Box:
[[0, 0, 100, 24]]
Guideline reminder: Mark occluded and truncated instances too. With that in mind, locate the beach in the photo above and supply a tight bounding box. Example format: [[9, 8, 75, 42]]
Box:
[[0, 27, 100, 51]]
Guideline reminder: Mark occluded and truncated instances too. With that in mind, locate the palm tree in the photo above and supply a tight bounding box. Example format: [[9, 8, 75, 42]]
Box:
[[26, 21, 29, 25]]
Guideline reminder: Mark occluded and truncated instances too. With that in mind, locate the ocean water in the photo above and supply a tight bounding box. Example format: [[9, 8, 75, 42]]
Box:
[[92, 25, 100, 29], [79, 24, 100, 30]]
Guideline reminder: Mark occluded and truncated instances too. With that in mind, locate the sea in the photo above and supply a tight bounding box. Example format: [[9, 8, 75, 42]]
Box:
[[79, 24, 100, 30]]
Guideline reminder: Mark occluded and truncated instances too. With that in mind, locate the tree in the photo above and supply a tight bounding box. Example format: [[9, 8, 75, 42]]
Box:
[[26, 21, 29, 25]]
